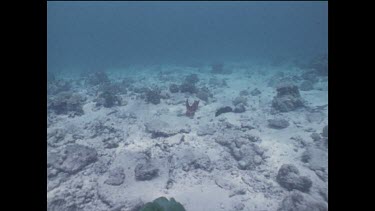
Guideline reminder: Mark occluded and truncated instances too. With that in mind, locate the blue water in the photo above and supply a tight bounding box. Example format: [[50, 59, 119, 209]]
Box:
[[47, 1, 327, 72]]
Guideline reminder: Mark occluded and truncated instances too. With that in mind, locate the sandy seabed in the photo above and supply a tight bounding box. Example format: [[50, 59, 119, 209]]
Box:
[[47, 61, 328, 211]]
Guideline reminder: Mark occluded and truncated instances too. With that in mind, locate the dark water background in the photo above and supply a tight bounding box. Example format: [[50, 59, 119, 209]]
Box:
[[47, 1, 327, 72]]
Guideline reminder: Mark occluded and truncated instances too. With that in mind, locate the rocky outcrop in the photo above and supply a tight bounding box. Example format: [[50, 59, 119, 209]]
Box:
[[276, 164, 312, 192], [134, 162, 160, 181], [47, 144, 98, 175], [277, 190, 328, 211], [272, 83, 304, 112], [268, 119, 290, 129]]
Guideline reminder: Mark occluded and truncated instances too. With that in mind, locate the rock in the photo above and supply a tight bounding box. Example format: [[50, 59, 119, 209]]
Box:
[[169, 84, 179, 93], [49, 144, 97, 174], [95, 91, 122, 108], [179, 82, 198, 94], [239, 90, 250, 96], [180, 152, 213, 172], [268, 119, 290, 129], [240, 122, 255, 130], [121, 77, 135, 89], [47, 128, 66, 147], [301, 71, 319, 83], [233, 202, 245, 210], [300, 80, 314, 91], [145, 89, 161, 105], [215, 178, 235, 190], [272, 83, 304, 112], [234, 104, 246, 113], [250, 88, 261, 96], [315, 170, 328, 182], [310, 133, 321, 141], [48, 91, 86, 116], [47, 198, 78, 211], [196, 87, 212, 102], [306, 112, 325, 123], [318, 186, 328, 202], [47, 167, 59, 178], [185, 74, 199, 84], [215, 106, 233, 117], [191, 155, 213, 172], [253, 155, 263, 165], [277, 190, 328, 211], [102, 136, 120, 149], [197, 124, 216, 136], [216, 135, 265, 170], [322, 125, 328, 137], [233, 96, 248, 106], [116, 198, 144, 211], [229, 188, 247, 197], [134, 162, 159, 181], [276, 164, 312, 192], [145, 120, 179, 138], [291, 136, 308, 148], [104, 167, 125, 186], [301, 147, 328, 171]]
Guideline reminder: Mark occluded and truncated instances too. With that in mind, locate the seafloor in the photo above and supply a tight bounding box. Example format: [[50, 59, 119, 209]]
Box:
[[47, 60, 328, 211]]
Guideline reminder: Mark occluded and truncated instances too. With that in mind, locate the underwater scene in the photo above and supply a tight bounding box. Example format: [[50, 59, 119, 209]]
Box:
[[47, 1, 328, 211]]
